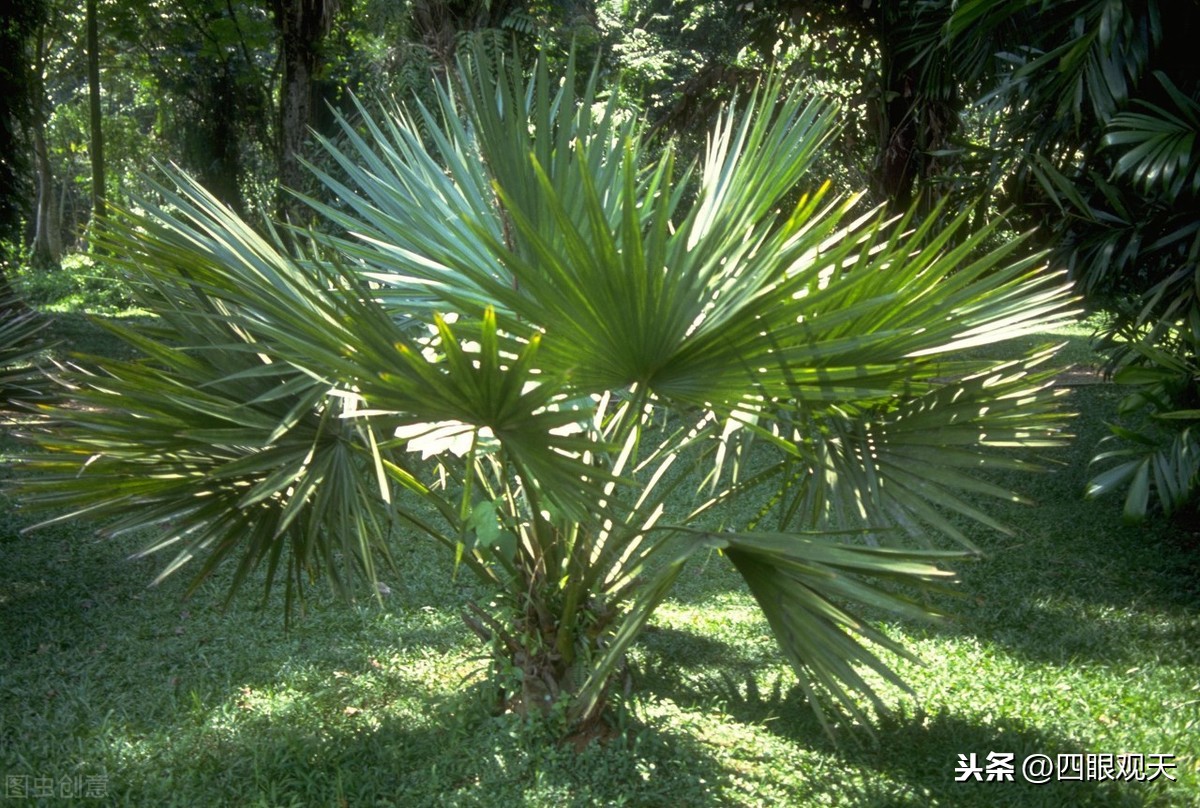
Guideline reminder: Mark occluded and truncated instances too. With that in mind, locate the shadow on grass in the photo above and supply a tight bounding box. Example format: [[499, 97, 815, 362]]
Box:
[[859, 707, 1153, 808], [4, 492, 740, 804], [637, 624, 748, 668], [94, 678, 744, 807], [0, 500, 477, 741], [636, 651, 1155, 808], [38, 311, 149, 363], [0, 529, 738, 808], [0, 516, 162, 660], [916, 387, 1200, 667]]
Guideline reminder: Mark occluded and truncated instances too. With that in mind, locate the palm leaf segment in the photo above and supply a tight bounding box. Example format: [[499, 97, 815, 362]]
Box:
[[18, 46, 1077, 729], [1, 292, 49, 407]]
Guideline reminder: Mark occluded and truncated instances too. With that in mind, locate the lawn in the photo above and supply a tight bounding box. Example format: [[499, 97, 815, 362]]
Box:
[[1, 316, 1197, 806]]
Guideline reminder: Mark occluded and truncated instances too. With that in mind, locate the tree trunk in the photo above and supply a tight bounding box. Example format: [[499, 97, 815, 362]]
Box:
[[871, 6, 920, 211], [30, 26, 60, 269], [271, 0, 339, 228], [86, 0, 106, 225], [191, 64, 247, 216], [0, 0, 46, 259], [869, 3, 960, 215], [277, 37, 312, 226], [31, 125, 60, 269], [876, 72, 921, 209]]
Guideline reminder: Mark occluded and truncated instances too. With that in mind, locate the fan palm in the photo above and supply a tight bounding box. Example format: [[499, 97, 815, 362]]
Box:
[[15, 47, 1077, 735]]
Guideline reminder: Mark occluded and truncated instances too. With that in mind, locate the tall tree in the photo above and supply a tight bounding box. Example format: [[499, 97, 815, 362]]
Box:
[[113, 0, 276, 214], [270, 0, 339, 226], [29, 19, 61, 269], [86, 0, 105, 224]]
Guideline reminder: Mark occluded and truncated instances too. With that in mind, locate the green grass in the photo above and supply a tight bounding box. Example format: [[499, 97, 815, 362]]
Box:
[[1, 317, 1197, 806]]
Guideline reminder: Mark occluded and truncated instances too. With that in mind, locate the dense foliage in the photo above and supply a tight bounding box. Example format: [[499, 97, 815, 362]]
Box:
[[802, 0, 1200, 520]]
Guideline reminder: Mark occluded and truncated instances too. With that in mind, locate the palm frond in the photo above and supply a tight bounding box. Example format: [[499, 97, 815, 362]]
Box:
[[721, 530, 962, 734], [1086, 314, 1200, 522], [1, 293, 50, 407], [1105, 71, 1200, 198]]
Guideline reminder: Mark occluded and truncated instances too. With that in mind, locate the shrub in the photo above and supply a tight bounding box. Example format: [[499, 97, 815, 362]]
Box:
[[14, 48, 1077, 737], [14, 252, 136, 312]]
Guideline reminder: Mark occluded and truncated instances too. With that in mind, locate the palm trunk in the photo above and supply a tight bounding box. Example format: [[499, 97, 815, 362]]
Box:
[[870, 4, 960, 214], [872, 8, 920, 210]]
